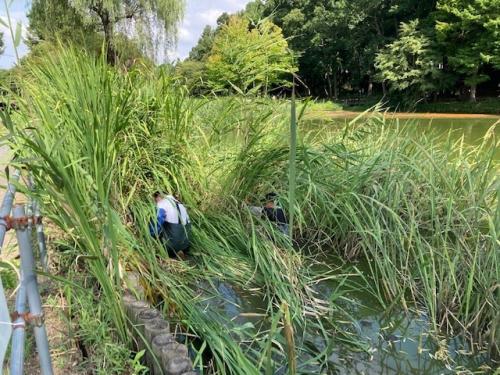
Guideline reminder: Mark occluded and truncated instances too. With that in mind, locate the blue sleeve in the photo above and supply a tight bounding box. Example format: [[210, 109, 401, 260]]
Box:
[[149, 208, 167, 237]]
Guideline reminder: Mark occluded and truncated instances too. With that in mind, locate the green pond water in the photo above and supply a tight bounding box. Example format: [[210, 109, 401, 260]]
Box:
[[306, 116, 499, 160], [192, 116, 497, 374], [197, 259, 492, 374]]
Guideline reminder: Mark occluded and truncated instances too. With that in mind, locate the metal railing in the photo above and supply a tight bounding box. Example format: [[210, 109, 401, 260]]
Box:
[[0, 168, 53, 375]]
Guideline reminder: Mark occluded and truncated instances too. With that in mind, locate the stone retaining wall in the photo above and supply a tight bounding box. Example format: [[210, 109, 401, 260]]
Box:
[[122, 294, 195, 375]]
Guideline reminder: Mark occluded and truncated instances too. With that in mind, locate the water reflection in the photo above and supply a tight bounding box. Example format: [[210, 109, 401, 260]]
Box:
[[193, 272, 491, 374]]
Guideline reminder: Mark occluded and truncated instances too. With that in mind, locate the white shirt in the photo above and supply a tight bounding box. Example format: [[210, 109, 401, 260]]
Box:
[[157, 196, 190, 225]]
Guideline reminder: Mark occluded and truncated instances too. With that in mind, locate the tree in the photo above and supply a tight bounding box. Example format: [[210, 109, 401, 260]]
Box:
[[188, 13, 231, 62], [260, 0, 439, 98], [205, 16, 296, 94], [28, 0, 95, 43], [175, 60, 206, 94], [435, 0, 500, 101], [28, 0, 154, 65], [244, 0, 266, 22], [375, 20, 447, 102], [29, 0, 185, 64], [188, 25, 215, 61]]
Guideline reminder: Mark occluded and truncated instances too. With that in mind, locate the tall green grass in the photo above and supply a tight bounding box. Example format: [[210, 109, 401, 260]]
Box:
[[2, 46, 498, 373]]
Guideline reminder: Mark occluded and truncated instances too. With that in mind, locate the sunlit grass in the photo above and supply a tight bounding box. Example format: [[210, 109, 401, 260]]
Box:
[[2, 46, 498, 372]]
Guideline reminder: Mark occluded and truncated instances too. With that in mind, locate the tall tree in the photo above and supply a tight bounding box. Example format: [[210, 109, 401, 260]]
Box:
[[205, 16, 296, 94], [435, 0, 500, 101], [188, 25, 215, 61], [375, 20, 447, 102], [261, 0, 438, 97], [30, 0, 185, 64], [188, 12, 231, 62], [28, 0, 98, 47]]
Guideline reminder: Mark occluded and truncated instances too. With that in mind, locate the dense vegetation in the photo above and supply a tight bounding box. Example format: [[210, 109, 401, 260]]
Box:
[[182, 0, 500, 104], [0, 1, 498, 373], [1, 46, 498, 373]]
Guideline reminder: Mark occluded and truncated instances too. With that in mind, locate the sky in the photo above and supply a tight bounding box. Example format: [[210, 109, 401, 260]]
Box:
[[0, 0, 249, 69], [0, 1, 29, 69]]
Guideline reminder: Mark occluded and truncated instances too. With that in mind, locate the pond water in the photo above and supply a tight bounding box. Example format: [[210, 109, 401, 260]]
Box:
[[195, 260, 492, 374], [305, 115, 499, 160], [192, 114, 497, 373]]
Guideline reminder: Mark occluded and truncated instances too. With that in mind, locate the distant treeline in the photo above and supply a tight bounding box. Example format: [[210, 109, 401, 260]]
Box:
[[181, 0, 500, 103], [1, 0, 499, 105]]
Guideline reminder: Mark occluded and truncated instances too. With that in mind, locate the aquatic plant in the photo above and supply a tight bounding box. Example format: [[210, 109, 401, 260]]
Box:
[[2, 46, 498, 373]]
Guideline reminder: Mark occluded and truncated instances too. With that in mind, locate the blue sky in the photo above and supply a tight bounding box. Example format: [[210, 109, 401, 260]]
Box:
[[0, 0, 249, 69]]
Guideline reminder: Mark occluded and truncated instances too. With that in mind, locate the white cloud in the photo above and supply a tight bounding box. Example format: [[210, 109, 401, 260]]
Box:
[[172, 0, 250, 62], [198, 9, 225, 26], [178, 26, 193, 42], [221, 0, 249, 8]]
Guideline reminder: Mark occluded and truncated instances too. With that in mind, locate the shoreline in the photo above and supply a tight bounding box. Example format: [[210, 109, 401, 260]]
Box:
[[310, 110, 500, 120]]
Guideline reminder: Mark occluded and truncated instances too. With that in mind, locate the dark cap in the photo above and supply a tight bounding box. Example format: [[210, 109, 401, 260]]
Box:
[[265, 192, 278, 202]]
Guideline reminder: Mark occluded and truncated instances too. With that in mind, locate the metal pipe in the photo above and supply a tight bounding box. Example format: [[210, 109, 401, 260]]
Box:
[[0, 168, 20, 253], [0, 168, 19, 371], [28, 175, 48, 271], [33, 200, 48, 272], [14, 205, 53, 375], [9, 272, 27, 375], [0, 276, 13, 373]]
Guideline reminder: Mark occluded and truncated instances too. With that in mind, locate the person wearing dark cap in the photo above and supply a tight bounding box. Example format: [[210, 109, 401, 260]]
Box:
[[248, 192, 289, 235], [263, 192, 289, 235]]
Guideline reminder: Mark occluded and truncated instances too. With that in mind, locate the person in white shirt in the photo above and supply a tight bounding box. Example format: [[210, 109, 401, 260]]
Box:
[[149, 191, 191, 258]]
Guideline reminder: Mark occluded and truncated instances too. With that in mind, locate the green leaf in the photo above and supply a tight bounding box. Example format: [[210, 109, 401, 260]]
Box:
[[14, 21, 22, 48]]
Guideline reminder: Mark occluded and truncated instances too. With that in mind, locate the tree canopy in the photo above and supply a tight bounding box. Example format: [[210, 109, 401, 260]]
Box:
[[185, 0, 499, 103], [29, 0, 185, 63], [205, 16, 296, 94], [375, 20, 444, 101], [435, 0, 500, 101]]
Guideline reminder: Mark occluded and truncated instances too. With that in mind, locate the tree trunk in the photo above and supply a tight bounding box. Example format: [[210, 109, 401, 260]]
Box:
[[469, 84, 477, 102], [333, 70, 339, 99], [326, 73, 333, 99], [95, 4, 117, 65], [103, 19, 116, 65], [382, 81, 387, 97], [367, 78, 373, 96]]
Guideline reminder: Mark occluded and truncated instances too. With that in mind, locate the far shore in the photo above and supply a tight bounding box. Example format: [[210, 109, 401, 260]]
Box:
[[310, 110, 500, 120]]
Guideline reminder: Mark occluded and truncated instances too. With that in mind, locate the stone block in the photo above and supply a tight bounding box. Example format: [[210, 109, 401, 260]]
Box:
[[162, 356, 192, 375], [127, 300, 150, 322], [152, 334, 175, 375]]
